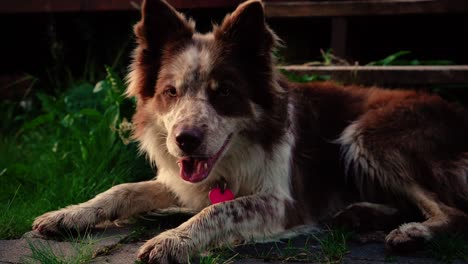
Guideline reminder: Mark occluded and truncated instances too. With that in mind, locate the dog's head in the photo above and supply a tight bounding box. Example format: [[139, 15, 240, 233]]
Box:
[[127, 0, 287, 183]]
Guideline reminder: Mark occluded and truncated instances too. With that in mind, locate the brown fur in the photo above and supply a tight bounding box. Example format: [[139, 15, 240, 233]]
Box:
[[32, 1, 468, 263], [289, 81, 468, 250]]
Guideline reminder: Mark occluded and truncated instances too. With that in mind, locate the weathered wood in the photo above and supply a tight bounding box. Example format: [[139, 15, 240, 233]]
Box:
[[0, 0, 134, 13], [330, 17, 348, 58], [279, 65, 468, 86], [265, 0, 468, 17], [2, 0, 467, 14], [0, 0, 244, 13]]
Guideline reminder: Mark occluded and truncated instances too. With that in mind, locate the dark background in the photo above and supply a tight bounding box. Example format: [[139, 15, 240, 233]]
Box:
[[1, 4, 468, 99]]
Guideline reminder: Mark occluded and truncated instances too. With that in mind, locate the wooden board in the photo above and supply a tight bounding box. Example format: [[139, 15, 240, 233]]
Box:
[[0, 0, 242, 13], [1, 0, 467, 14], [279, 65, 468, 86], [265, 0, 468, 17]]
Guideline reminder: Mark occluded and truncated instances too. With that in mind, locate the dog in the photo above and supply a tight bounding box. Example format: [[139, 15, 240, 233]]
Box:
[[33, 0, 468, 263]]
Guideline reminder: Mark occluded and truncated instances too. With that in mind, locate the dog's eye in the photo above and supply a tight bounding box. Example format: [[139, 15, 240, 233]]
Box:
[[164, 86, 178, 97], [218, 87, 231, 97]]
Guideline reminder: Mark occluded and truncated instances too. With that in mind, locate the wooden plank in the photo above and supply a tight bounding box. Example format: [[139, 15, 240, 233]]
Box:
[[2, 0, 468, 14], [0, 0, 244, 13], [168, 0, 244, 9], [0, 0, 135, 13], [265, 0, 468, 17], [330, 17, 348, 58], [279, 65, 468, 86]]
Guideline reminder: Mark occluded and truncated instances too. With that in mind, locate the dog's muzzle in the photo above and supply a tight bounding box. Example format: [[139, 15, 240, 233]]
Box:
[[177, 134, 232, 183]]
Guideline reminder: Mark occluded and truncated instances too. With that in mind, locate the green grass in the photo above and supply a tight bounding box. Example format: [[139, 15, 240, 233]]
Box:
[[429, 233, 468, 263], [384, 254, 397, 262], [0, 66, 151, 239], [23, 233, 98, 264], [22, 229, 128, 264], [195, 253, 238, 264], [312, 228, 353, 264], [201, 229, 352, 263]]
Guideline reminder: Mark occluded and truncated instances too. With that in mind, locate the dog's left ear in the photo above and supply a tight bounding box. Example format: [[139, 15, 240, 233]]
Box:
[[215, 0, 277, 55]]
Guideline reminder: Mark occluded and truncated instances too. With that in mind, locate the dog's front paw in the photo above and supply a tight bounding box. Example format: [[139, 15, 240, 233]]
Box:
[[385, 222, 432, 252], [32, 207, 96, 236], [138, 229, 194, 264]]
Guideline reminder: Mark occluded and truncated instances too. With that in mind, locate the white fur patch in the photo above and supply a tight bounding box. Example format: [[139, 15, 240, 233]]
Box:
[[137, 91, 295, 210], [336, 122, 410, 199], [386, 222, 432, 244], [336, 123, 381, 196], [163, 43, 214, 90], [125, 56, 142, 98], [215, 132, 294, 200]]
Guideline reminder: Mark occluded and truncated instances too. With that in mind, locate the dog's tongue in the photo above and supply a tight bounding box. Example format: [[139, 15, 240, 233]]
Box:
[[179, 157, 211, 183]]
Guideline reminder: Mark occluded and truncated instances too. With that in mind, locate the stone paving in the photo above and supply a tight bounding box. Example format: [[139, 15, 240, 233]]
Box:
[[0, 218, 465, 264]]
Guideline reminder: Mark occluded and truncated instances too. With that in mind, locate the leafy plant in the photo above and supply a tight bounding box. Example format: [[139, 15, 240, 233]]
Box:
[[367, 51, 454, 66], [280, 69, 331, 83], [429, 233, 468, 263], [0, 66, 151, 239], [276, 238, 314, 262]]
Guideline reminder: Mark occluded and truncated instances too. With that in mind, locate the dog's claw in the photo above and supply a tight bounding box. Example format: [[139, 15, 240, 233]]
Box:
[[385, 223, 432, 252], [137, 229, 193, 264]]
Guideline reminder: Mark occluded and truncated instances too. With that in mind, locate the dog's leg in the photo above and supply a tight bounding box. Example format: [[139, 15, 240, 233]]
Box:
[[137, 194, 288, 264], [33, 181, 177, 235], [333, 202, 404, 231], [385, 185, 468, 252], [338, 120, 468, 252]]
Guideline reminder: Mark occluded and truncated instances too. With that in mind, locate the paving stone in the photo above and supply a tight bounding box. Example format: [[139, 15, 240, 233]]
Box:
[[1, 225, 466, 264], [344, 243, 439, 264], [0, 238, 77, 263], [92, 243, 143, 264], [0, 224, 134, 264]]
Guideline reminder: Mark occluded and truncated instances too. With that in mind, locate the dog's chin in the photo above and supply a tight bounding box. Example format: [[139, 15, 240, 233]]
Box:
[[177, 134, 232, 183], [176, 134, 232, 183]]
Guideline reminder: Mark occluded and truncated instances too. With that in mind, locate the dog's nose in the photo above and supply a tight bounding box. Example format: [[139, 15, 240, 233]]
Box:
[[175, 127, 204, 154]]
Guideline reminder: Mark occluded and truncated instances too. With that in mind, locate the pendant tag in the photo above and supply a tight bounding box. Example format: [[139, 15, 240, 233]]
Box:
[[209, 187, 235, 204]]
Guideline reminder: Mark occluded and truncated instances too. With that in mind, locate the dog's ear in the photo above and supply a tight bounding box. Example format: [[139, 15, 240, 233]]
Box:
[[126, 0, 194, 99], [215, 0, 277, 55], [134, 0, 193, 50]]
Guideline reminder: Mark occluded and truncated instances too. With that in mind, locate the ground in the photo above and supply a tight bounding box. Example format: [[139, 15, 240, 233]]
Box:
[[0, 212, 465, 264]]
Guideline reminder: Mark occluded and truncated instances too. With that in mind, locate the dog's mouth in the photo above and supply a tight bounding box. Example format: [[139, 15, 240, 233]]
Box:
[[177, 134, 232, 183]]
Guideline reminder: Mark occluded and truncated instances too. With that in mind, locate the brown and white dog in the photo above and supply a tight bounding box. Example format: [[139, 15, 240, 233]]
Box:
[[33, 0, 468, 263]]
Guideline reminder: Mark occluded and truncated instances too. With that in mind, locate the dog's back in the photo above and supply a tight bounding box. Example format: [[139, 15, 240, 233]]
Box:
[[288, 80, 468, 214], [285, 80, 467, 250]]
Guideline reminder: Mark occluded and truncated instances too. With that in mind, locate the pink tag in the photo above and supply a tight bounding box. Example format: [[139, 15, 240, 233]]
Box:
[[209, 187, 235, 204]]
